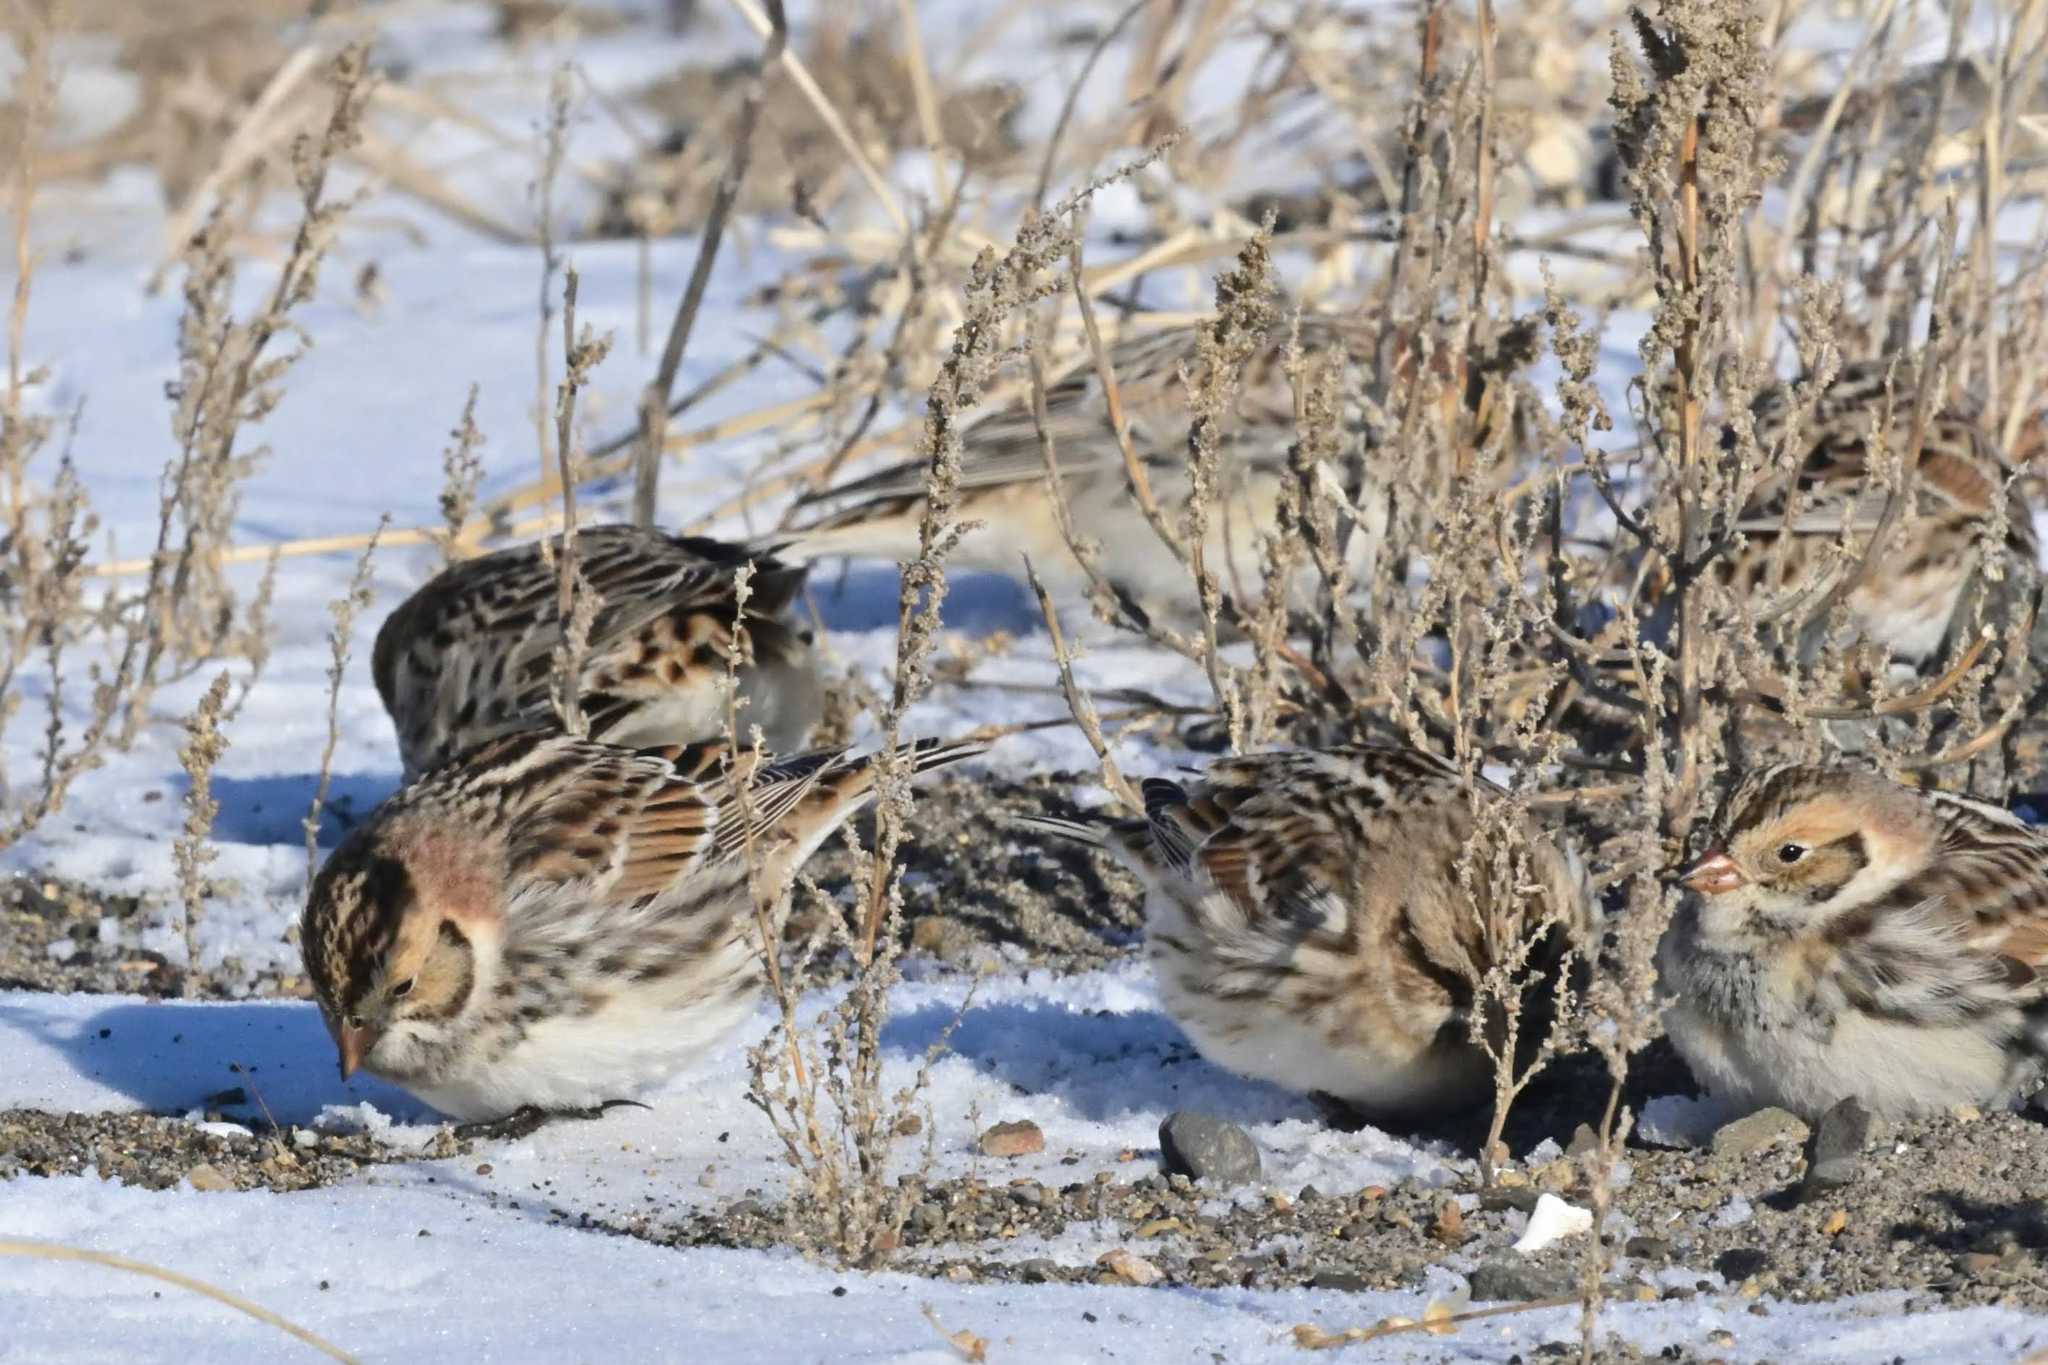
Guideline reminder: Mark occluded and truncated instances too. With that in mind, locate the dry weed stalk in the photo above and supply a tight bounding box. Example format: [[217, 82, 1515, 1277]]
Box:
[[542, 269, 613, 735], [435, 387, 487, 565], [1564, 1, 1780, 1350], [132, 46, 374, 736], [745, 179, 1138, 1265], [173, 672, 233, 996], [0, 9, 177, 850], [532, 64, 574, 487], [304, 520, 386, 887]]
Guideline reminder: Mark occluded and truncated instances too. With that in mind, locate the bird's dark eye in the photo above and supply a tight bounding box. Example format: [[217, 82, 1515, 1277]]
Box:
[[342, 1014, 362, 1030], [1776, 843, 1806, 865], [391, 978, 415, 999]]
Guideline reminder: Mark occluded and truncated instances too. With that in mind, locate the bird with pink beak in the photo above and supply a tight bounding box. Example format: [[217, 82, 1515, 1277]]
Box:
[[1656, 763, 2048, 1121]]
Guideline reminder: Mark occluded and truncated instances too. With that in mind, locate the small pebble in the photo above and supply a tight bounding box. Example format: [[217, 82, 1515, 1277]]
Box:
[[1710, 1106, 1809, 1159], [1715, 1247, 1769, 1282], [1097, 1248, 1163, 1286], [1624, 1236, 1673, 1263], [1802, 1098, 1872, 1197], [1468, 1257, 1576, 1302], [1158, 1111, 1261, 1186], [185, 1164, 232, 1193], [1309, 1270, 1372, 1292], [977, 1120, 1045, 1159], [1479, 1185, 1541, 1214]]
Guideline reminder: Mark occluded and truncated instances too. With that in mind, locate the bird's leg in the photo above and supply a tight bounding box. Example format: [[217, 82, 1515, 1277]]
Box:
[[452, 1106, 554, 1142], [453, 1099, 649, 1142]]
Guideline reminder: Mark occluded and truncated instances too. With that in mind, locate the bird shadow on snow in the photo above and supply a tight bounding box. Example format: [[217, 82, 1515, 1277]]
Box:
[[880, 998, 1319, 1127], [0, 996, 423, 1125], [177, 771, 400, 849], [806, 564, 1044, 636]]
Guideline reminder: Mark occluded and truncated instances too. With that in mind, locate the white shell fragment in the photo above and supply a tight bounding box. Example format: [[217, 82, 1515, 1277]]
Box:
[[1512, 1193, 1594, 1254]]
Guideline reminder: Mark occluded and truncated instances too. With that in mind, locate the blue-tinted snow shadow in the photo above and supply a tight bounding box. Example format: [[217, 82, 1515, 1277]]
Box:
[[881, 999, 1316, 1126], [806, 564, 1044, 637], [179, 771, 400, 849], [0, 996, 427, 1124]]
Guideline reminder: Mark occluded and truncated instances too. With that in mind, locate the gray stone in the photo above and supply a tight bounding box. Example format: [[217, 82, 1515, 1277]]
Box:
[[1710, 1106, 1809, 1159], [1802, 1098, 1873, 1195], [1478, 1185, 1542, 1213], [1158, 1111, 1262, 1186], [1309, 1270, 1372, 1292], [1468, 1257, 1577, 1302], [1624, 1235, 1674, 1263]]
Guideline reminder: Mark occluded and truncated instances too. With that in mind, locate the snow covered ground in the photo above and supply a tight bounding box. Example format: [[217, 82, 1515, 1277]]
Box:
[[5, 0, 2048, 1360], [8, 972, 2048, 1364]]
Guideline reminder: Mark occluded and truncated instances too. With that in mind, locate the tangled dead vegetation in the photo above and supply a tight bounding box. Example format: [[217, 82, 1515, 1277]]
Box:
[[6, 0, 2048, 1356]]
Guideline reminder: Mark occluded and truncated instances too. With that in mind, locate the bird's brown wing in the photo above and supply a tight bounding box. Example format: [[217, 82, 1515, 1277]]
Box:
[[1834, 792, 2048, 1025]]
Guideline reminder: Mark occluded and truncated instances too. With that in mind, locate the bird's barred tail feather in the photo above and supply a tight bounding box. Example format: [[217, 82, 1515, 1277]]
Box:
[[1008, 813, 1110, 848]]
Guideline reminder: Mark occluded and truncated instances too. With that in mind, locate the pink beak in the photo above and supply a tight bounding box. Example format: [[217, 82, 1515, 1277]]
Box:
[[337, 1024, 381, 1081], [1679, 850, 1746, 895]]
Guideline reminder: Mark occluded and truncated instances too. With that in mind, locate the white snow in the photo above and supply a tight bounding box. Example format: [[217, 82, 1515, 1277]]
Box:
[[10, 1173, 2048, 1365], [5, 0, 2047, 1360], [1638, 1092, 1739, 1149]]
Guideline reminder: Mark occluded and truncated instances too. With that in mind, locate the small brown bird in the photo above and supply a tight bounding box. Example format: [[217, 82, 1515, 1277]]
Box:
[[301, 729, 980, 1121], [1024, 746, 1589, 1117], [1662, 763, 2048, 1120], [784, 318, 1388, 629], [374, 526, 821, 778], [1716, 360, 2036, 662]]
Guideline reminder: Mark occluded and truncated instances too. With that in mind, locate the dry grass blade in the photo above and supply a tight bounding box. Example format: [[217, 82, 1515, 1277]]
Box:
[[1291, 1295, 1576, 1350], [633, 0, 786, 525], [0, 1239, 359, 1363], [720, 0, 910, 234], [148, 44, 326, 291], [1024, 556, 1142, 810]]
